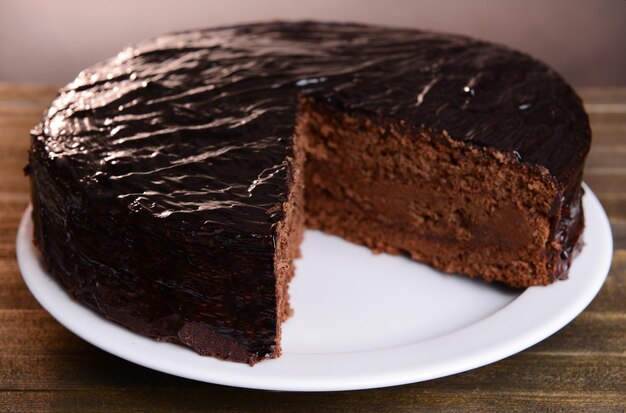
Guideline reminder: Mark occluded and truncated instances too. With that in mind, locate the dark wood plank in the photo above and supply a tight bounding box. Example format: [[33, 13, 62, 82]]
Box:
[[586, 146, 626, 169], [0, 352, 624, 411], [583, 172, 626, 195], [609, 219, 626, 250], [0, 83, 59, 103], [580, 87, 626, 104], [0, 390, 620, 413], [596, 193, 626, 220], [0, 372, 623, 413], [590, 123, 626, 146]]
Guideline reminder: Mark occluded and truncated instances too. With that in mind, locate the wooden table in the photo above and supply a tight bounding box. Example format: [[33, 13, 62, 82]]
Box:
[[1, 83, 624, 412]]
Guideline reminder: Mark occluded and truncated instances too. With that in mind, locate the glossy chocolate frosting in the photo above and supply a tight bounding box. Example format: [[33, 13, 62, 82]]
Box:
[[29, 22, 591, 363]]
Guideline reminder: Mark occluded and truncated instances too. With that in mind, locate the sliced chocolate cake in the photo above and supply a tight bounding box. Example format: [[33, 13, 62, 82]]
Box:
[[28, 22, 591, 364]]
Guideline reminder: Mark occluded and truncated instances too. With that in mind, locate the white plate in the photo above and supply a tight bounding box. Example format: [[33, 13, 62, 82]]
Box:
[[16, 184, 613, 391]]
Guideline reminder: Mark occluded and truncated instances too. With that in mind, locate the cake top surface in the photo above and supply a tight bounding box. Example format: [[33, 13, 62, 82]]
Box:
[[32, 21, 591, 232]]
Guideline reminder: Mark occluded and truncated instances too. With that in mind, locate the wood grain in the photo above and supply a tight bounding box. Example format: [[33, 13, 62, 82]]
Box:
[[0, 83, 624, 412]]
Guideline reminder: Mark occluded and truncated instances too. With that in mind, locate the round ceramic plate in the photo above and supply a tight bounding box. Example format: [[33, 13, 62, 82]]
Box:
[[17, 184, 613, 392]]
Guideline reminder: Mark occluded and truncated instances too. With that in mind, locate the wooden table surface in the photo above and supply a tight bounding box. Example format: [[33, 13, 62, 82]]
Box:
[[0, 83, 624, 412]]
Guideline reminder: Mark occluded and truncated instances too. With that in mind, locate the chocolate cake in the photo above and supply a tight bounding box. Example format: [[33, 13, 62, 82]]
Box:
[[28, 22, 591, 364]]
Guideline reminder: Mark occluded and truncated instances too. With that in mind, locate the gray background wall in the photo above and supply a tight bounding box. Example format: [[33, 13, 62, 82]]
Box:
[[1, 0, 625, 86]]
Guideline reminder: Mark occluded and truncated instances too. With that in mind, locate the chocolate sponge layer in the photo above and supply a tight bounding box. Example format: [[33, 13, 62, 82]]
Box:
[[298, 97, 584, 287]]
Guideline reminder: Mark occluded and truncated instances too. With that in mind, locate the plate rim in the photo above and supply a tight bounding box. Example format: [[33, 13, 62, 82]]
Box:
[[16, 183, 613, 391]]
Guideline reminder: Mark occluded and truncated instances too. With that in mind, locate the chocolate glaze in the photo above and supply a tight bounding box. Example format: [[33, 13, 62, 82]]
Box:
[[29, 22, 590, 363]]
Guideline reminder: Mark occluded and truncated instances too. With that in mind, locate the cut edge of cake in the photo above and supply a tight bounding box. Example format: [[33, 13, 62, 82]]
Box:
[[268, 134, 306, 363], [296, 94, 585, 287]]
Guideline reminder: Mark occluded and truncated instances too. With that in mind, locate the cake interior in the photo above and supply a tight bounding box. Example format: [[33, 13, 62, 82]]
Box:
[[295, 96, 565, 288]]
